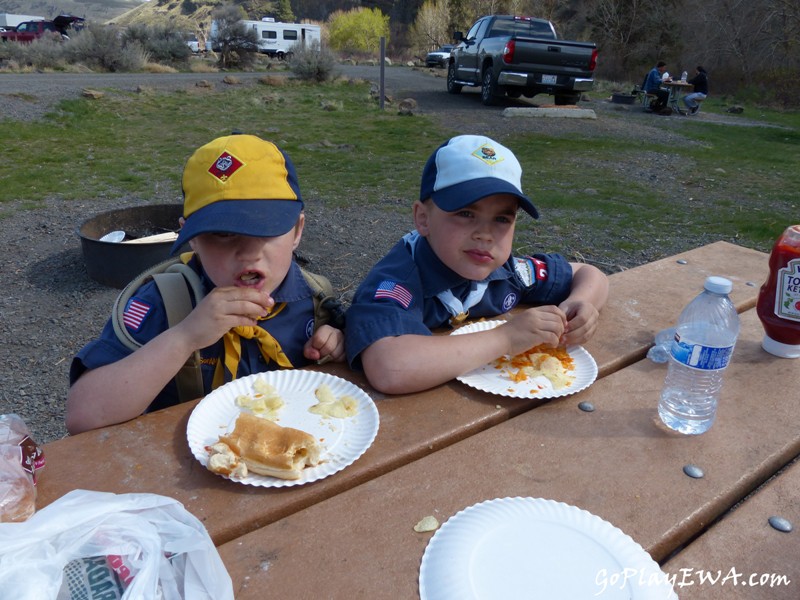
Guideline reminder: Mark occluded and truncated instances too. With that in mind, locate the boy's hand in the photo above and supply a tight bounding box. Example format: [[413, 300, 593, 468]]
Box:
[[176, 286, 275, 350], [500, 305, 567, 356], [558, 298, 600, 345], [304, 325, 345, 364]]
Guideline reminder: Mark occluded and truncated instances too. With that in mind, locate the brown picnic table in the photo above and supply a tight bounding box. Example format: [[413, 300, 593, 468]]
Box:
[[34, 241, 787, 597], [218, 306, 799, 599]]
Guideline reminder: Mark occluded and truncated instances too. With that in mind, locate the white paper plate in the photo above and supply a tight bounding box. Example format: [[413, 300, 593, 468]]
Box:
[[419, 497, 677, 600], [186, 370, 379, 487], [451, 320, 597, 398]]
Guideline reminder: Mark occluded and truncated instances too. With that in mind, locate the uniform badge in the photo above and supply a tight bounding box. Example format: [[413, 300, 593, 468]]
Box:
[[374, 280, 412, 309], [208, 151, 245, 182], [502, 293, 518, 312], [305, 318, 315, 339], [472, 144, 505, 166], [514, 257, 535, 287], [123, 297, 152, 332]]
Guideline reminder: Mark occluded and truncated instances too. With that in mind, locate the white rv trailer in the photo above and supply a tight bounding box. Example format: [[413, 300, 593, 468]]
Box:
[[208, 18, 321, 59], [0, 13, 45, 29]]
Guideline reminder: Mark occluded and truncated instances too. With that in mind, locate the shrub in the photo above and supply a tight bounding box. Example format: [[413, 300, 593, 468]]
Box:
[[328, 7, 390, 55], [67, 24, 149, 72], [210, 3, 258, 69], [288, 40, 338, 82], [123, 23, 192, 65], [0, 35, 68, 70]]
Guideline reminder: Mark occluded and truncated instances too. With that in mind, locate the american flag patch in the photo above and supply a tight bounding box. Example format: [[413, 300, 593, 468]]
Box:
[[123, 298, 152, 332], [374, 280, 412, 309]]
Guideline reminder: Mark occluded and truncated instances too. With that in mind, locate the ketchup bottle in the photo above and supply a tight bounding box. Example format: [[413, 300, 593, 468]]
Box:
[[756, 224, 800, 357]]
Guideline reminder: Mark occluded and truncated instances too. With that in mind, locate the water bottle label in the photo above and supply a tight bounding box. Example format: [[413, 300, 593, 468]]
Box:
[[670, 339, 734, 370], [774, 258, 800, 322]]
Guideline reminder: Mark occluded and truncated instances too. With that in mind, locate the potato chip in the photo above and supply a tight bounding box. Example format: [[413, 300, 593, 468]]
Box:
[[234, 376, 284, 419], [413, 515, 440, 533], [309, 384, 359, 418]]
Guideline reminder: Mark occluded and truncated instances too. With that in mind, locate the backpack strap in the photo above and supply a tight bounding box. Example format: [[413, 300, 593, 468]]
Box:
[[151, 270, 205, 403], [300, 267, 346, 330], [111, 256, 205, 403]]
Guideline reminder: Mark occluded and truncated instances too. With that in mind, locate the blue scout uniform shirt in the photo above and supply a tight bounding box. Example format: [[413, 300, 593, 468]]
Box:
[[70, 256, 317, 412], [345, 232, 573, 368]]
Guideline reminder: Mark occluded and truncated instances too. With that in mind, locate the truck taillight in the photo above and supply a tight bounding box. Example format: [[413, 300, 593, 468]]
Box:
[[589, 48, 598, 71], [503, 40, 515, 64]]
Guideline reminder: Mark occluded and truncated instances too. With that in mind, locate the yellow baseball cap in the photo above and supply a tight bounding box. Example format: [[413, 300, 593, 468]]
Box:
[[172, 134, 304, 253]]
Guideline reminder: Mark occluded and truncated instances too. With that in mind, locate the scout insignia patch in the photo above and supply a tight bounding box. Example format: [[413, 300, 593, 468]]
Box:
[[208, 151, 244, 182], [472, 143, 504, 166], [514, 257, 548, 287]]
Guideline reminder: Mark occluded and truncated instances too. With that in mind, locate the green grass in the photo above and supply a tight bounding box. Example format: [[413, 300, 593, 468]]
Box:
[[2, 78, 799, 266], [502, 101, 800, 260], [0, 81, 447, 208]]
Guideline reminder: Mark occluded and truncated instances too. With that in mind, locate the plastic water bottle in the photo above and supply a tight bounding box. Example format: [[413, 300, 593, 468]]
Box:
[[658, 276, 740, 434], [681, 71, 688, 82]]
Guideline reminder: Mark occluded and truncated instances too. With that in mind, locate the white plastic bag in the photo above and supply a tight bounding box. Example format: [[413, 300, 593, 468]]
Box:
[[0, 490, 233, 600]]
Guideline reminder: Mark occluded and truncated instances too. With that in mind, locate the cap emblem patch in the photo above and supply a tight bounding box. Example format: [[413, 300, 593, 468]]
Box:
[[472, 144, 504, 166], [208, 151, 244, 182]]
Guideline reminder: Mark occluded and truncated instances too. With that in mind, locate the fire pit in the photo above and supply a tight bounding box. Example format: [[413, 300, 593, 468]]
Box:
[[611, 92, 637, 105], [77, 204, 185, 289]]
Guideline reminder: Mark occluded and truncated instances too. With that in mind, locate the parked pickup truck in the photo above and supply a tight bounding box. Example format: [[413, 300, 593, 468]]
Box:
[[447, 15, 597, 106], [0, 14, 84, 43]]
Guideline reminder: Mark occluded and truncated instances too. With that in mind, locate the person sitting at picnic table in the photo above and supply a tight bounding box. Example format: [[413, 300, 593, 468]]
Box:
[[344, 134, 609, 394], [66, 134, 345, 434], [643, 61, 671, 112], [683, 65, 709, 115]]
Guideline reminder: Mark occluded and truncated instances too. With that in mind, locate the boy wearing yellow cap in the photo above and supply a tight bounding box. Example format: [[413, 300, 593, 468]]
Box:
[[346, 135, 608, 394], [67, 134, 344, 434]]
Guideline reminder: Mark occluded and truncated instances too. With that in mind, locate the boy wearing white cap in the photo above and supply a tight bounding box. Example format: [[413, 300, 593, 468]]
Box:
[[67, 134, 345, 433], [345, 135, 608, 394]]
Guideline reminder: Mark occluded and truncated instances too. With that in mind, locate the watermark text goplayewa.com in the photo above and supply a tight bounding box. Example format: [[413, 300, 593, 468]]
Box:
[[596, 567, 792, 596]]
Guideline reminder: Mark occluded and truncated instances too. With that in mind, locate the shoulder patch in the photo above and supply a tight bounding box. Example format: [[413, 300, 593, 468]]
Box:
[[123, 297, 152, 332], [514, 257, 548, 287], [514, 258, 535, 287], [374, 280, 413, 309]]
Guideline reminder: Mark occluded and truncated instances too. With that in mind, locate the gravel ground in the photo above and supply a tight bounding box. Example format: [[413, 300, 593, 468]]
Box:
[[0, 65, 771, 444]]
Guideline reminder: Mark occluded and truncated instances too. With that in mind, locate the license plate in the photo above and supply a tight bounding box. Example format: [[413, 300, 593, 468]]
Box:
[[542, 74, 557, 84]]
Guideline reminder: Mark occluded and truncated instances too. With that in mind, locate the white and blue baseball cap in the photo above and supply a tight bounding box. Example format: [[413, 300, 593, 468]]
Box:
[[419, 135, 538, 218]]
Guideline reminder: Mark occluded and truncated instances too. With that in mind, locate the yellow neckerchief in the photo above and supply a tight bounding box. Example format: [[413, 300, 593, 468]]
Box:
[[212, 302, 292, 389]]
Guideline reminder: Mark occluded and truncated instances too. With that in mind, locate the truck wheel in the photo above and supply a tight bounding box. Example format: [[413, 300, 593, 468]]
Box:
[[446, 63, 462, 94], [481, 68, 499, 106], [554, 94, 581, 106]]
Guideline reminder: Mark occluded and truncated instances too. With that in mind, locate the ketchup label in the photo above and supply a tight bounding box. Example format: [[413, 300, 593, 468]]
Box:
[[774, 258, 800, 322]]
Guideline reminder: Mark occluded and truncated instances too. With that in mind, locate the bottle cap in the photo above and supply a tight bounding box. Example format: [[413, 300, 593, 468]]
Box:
[[704, 276, 732, 295], [762, 335, 800, 358]]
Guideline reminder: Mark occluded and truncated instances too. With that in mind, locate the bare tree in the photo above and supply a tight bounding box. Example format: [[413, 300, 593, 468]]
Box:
[[410, 0, 452, 53]]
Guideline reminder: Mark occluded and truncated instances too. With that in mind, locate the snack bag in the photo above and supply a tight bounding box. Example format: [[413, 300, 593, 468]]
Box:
[[0, 490, 234, 600], [0, 414, 45, 523]]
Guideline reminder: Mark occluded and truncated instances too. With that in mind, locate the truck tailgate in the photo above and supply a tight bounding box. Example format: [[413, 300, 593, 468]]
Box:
[[510, 37, 595, 76]]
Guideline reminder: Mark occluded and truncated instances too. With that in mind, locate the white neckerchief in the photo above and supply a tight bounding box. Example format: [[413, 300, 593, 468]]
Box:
[[437, 281, 489, 324], [403, 231, 488, 325]]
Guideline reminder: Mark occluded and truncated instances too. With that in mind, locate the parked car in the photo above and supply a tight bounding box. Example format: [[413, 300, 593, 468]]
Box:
[[0, 14, 83, 43], [425, 44, 454, 68]]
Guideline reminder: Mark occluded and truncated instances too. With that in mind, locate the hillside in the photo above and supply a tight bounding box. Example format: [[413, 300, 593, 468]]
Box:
[[0, 0, 144, 22]]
